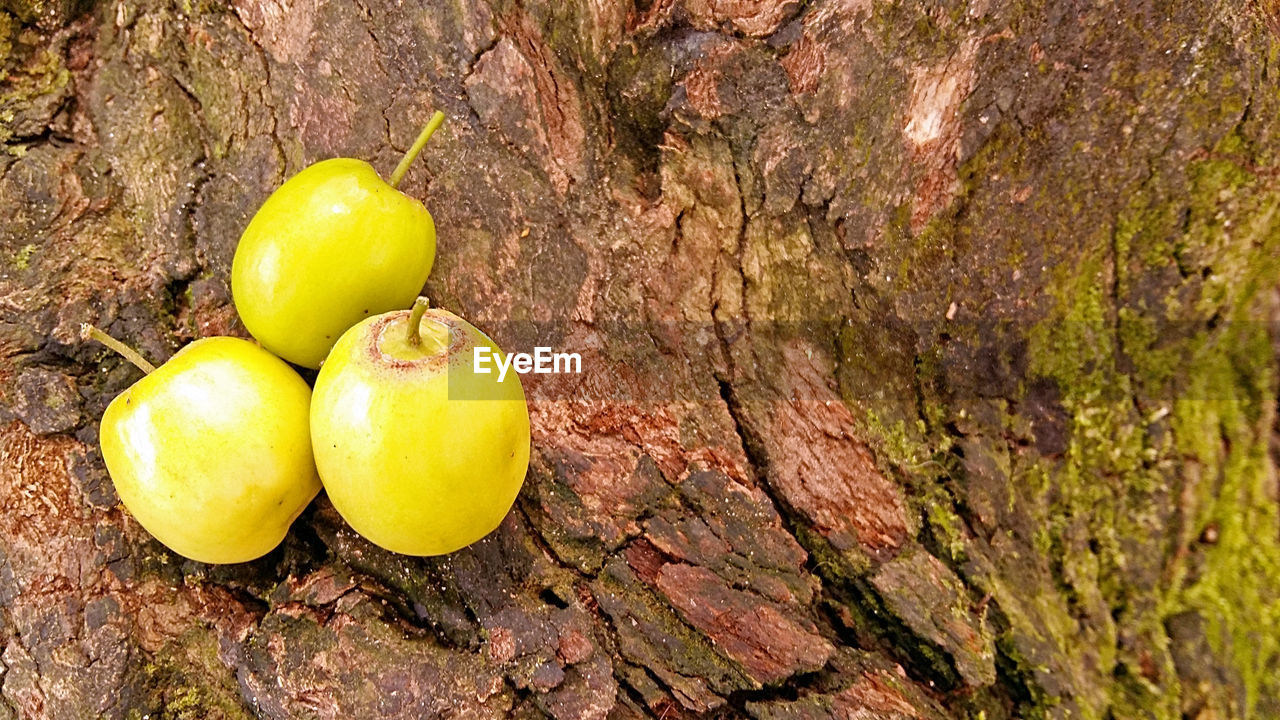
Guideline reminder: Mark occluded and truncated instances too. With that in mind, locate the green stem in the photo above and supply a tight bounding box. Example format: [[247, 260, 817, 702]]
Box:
[[389, 111, 445, 189], [81, 324, 156, 374], [405, 297, 430, 347]]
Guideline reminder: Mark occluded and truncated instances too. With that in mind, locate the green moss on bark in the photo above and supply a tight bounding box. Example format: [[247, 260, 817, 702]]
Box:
[[1022, 118, 1280, 719], [1157, 131, 1280, 718], [133, 628, 255, 720]]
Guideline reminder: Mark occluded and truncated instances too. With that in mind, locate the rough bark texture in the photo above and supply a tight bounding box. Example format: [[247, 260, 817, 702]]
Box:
[[1, 0, 1278, 718]]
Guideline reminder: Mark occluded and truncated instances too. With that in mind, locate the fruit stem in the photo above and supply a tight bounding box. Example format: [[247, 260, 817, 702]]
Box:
[[389, 111, 445, 189], [81, 324, 156, 374], [406, 296, 430, 347]]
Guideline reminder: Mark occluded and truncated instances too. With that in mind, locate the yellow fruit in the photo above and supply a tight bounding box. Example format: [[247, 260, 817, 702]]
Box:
[[310, 300, 531, 555], [93, 331, 320, 564], [231, 113, 445, 368]]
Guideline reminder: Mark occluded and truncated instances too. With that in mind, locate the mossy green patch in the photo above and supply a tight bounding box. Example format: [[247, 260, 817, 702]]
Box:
[[12, 242, 34, 268], [858, 409, 968, 563], [1157, 141, 1280, 718], [0, 25, 70, 146], [0, 11, 15, 62], [137, 627, 255, 720], [862, 410, 933, 470], [1020, 117, 1280, 719]]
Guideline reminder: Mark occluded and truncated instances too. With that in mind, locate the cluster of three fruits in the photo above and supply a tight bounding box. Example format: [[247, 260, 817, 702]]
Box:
[[95, 114, 531, 564]]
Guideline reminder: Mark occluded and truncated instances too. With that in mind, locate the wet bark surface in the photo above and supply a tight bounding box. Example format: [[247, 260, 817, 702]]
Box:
[[1, 0, 1279, 718]]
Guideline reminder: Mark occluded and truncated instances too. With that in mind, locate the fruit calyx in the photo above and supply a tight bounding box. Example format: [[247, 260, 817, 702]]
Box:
[[375, 298, 457, 365], [389, 111, 446, 190], [81, 324, 156, 374]]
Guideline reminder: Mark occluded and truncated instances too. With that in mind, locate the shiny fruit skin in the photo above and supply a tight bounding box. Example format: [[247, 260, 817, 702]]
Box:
[[311, 309, 530, 556], [100, 337, 321, 564], [231, 157, 436, 369]]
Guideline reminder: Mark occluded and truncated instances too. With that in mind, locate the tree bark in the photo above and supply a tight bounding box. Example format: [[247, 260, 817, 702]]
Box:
[[0, 0, 1278, 718]]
